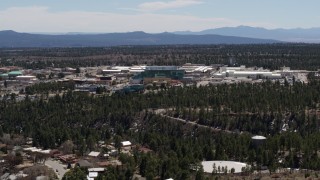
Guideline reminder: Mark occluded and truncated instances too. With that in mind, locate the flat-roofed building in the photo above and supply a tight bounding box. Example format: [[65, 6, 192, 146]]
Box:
[[8, 71, 23, 78], [16, 75, 37, 81], [0, 73, 8, 80], [214, 66, 282, 80]]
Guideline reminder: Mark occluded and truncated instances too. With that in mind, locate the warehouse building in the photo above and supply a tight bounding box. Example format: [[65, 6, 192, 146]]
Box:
[[16, 75, 37, 81], [180, 63, 213, 74], [102, 66, 146, 75], [214, 66, 281, 80], [8, 71, 23, 79]]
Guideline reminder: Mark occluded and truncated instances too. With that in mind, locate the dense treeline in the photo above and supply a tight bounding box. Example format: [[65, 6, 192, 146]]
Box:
[[61, 113, 320, 179], [24, 81, 75, 95], [1, 80, 320, 146], [1, 44, 320, 70]]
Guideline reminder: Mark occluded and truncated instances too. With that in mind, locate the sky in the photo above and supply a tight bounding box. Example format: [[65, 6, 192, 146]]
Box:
[[1, 0, 320, 33]]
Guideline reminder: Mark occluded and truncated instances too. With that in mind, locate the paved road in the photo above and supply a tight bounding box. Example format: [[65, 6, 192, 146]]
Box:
[[151, 108, 233, 134], [161, 114, 234, 134], [45, 159, 68, 179]]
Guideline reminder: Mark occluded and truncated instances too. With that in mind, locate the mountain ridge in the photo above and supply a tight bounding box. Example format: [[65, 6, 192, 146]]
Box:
[[0, 30, 279, 47], [174, 26, 320, 43]]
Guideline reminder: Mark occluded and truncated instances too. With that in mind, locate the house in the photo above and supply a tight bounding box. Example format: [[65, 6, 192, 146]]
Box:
[[59, 154, 77, 164], [87, 172, 98, 180], [87, 168, 106, 180], [121, 141, 132, 150], [88, 151, 101, 158]]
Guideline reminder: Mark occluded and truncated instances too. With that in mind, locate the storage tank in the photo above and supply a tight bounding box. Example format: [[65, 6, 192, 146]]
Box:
[[251, 135, 267, 147]]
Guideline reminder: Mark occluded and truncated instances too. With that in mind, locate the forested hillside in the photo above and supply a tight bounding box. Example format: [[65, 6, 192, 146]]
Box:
[[0, 30, 278, 47], [1, 44, 320, 178], [1, 78, 320, 178]]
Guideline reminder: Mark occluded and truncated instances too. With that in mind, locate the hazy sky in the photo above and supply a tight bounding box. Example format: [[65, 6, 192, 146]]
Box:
[[1, 0, 319, 33]]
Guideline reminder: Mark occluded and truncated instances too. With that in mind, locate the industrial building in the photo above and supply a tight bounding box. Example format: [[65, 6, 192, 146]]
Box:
[[214, 65, 282, 80], [179, 63, 213, 74], [16, 75, 37, 81], [102, 66, 146, 75], [8, 71, 23, 79]]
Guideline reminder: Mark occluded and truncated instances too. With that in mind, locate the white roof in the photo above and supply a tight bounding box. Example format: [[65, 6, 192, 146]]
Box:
[[202, 161, 248, 174], [16, 75, 36, 78], [271, 73, 282, 76], [88, 168, 105, 172], [23, 147, 34, 151], [40, 150, 51, 154], [226, 67, 242, 70], [252, 135, 267, 140], [129, 70, 145, 73], [231, 71, 272, 75], [102, 69, 121, 72], [130, 66, 145, 70], [88, 172, 98, 178], [88, 151, 100, 157], [24, 147, 43, 152], [121, 141, 132, 146], [112, 66, 130, 70]]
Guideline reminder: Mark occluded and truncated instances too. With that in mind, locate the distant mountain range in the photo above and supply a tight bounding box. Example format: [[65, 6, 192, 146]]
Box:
[[0, 30, 279, 47], [174, 26, 320, 43]]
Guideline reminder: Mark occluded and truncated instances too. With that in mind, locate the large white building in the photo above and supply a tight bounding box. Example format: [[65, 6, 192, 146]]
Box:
[[179, 63, 213, 74], [214, 66, 282, 80], [102, 66, 146, 75], [16, 75, 37, 81]]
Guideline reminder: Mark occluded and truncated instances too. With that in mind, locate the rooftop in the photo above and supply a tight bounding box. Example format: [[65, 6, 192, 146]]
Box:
[[8, 71, 22, 75], [145, 66, 178, 71], [252, 135, 267, 140], [121, 141, 132, 147], [88, 168, 105, 172], [88, 151, 100, 157]]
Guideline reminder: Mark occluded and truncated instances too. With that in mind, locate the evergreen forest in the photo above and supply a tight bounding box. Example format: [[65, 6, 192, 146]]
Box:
[[1, 78, 320, 179]]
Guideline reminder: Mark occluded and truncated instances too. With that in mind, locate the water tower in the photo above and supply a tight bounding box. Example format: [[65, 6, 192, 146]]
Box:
[[251, 135, 267, 147]]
